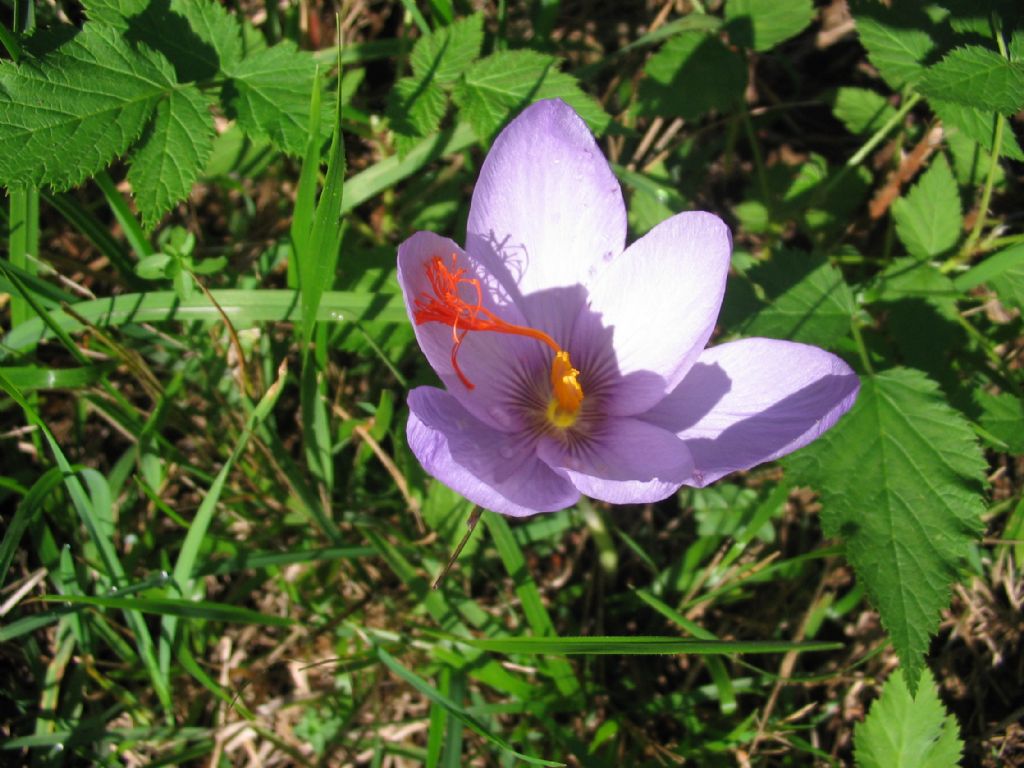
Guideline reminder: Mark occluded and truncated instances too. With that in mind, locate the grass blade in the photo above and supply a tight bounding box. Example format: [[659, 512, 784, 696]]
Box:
[[464, 636, 844, 655], [376, 645, 564, 768]]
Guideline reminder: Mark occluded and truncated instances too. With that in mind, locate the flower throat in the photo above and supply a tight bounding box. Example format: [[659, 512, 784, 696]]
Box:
[[413, 254, 583, 427]]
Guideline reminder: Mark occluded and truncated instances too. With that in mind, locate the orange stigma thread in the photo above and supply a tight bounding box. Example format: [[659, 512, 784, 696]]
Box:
[[413, 254, 584, 425]]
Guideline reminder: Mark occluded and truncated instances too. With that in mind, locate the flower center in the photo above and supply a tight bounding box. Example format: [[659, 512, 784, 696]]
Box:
[[413, 253, 584, 427]]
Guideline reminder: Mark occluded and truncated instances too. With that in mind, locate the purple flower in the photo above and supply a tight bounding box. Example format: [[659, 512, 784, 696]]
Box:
[[396, 99, 859, 517]]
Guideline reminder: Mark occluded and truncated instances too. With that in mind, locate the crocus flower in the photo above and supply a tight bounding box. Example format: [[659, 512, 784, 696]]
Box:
[[397, 99, 859, 517]]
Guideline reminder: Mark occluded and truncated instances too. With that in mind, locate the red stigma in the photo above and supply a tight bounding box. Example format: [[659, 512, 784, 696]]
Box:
[[412, 254, 560, 389]]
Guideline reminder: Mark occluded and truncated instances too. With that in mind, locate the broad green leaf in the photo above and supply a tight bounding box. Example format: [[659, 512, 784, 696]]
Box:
[[411, 13, 483, 85], [891, 154, 962, 260], [127, 85, 217, 229], [952, 243, 1024, 295], [854, 669, 963, 768], [739, 250, 855, 347], [387, 15, 483, 147], [389, 76, 448, 144], [974, 391, 1024, 453], [868, 257, 959, 317], [919, 46, 1024, 115], [987, 248, 1024, 312], [725, 0, 815, 52], [830, 87, 898, 135], [930, 98, 1024, 161], [852, 0, 935, 89], [866, 257, 962, 384], [452, 49, 609, 141], [639, 31, 746, 120], [0, 24, 174, 189], [945, 122, 1004, 188], [223, 40, 317, 155], [83, 0, 243, 81], [787, 368, 986, 695]]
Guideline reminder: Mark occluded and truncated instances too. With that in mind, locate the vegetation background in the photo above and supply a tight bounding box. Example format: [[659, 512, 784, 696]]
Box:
[[1, 0, 1022, 765]]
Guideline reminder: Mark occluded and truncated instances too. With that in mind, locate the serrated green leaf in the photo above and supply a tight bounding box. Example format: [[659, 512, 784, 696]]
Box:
[[951, 242, 1024, 294], [854, 668, 963, 768], [411, 13, 483, 85], [387, 15, 482, 147], [989, 259, 1024, 312], [639, 31, 746, 120], [930, 98, 1024, 161], [891, 154, 962, 260], [740, 250, 855, 347], [725, 0, 815, 52], [787, 368, 986, 695], [945, 122, 1005, 188], [223, 40, 317, 155], [452, 50, 609, 141], [0, 24, 174, 189], [831, 87, 898, 135], [127, 85, 216, 229], [919, 46, 1024, 115], [852, 0, 936, 89], [869, 257, 958, 316], [974, 391, 1024, 453], [389, 76, 448, 140], [84, 0, 242, 81]]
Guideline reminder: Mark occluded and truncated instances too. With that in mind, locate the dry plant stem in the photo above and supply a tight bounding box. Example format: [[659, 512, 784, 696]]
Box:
[[629, 116, 663, 170], [60, 302, 164, 400], [431, 505, 483, 590], [190, 269, 259, 398], [868, 123, 943, 220], [332, 402, 424, 531]]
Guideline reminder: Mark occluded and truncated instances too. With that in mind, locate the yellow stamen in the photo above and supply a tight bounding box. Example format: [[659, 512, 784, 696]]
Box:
[[547, 350, 583, 428]]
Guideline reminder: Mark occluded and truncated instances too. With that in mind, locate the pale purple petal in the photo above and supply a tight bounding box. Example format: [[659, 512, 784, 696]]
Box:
[[397, 231, 549, 432], [407, 387, 580, 517], [466, 99, 626, 341], [537, 418, 693, 504], [577, 211, 732, 417], [642, 338, 860, 487]]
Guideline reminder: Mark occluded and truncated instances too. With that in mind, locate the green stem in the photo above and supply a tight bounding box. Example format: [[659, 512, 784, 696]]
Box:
[[7, 187, 39, 328], [822, 92, 923, 199], [850, 316, 874, 376], [944, 14, 1010, 272], [741, 107, 771, 208], [945, 116, 1004, 273]]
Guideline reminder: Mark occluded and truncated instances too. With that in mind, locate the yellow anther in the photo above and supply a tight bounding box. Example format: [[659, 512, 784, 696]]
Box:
[[547, 350, 583, 428]]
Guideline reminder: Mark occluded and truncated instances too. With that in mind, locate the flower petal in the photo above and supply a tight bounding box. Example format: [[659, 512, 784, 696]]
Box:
[[537, 418, 693, 504], [407, 387, 580, 517], [577, 211, 732, 416], [466, 99, 626, 340], [397, 231, 549, 432], [642, 338, 860, 487]]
